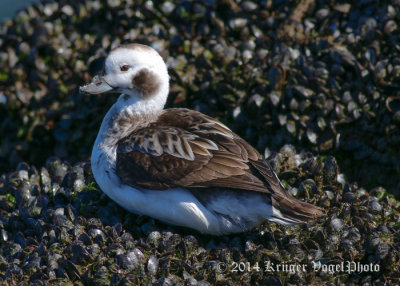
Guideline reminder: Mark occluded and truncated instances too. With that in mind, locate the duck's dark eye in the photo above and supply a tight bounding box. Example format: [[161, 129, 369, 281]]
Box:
[[120, 65, 130, 72]]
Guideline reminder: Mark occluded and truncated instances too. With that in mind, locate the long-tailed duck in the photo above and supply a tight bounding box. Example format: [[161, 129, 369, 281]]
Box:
[[80, 43, 322, 235]]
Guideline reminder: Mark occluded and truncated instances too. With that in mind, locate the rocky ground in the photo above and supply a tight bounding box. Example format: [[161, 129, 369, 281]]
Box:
[[0, 0, 399, 284]]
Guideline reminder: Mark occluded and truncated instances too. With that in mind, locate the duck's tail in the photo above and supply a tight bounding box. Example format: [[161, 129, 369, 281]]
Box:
[[269, 194, 323, 226], [250, 159, 323, 225]]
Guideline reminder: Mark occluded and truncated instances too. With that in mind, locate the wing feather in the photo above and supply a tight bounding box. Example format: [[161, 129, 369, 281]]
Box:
[[191, 138, 218, 150], [190, 143, 212, 156], [211, 155, 249, 169]]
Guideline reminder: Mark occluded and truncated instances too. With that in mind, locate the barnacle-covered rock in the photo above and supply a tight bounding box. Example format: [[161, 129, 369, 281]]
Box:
[[0, 152, 397, 284]]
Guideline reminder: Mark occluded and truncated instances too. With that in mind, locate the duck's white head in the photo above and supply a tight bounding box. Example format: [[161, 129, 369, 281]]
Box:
[[80, 44, 169, 111]]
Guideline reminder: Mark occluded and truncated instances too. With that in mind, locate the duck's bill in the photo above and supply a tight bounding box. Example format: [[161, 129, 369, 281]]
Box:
[[79, 75, 114, 94]]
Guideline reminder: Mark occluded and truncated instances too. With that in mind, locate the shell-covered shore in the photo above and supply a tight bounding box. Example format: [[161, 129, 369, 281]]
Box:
[[0, 0, 399, 284], [1, 151, 399, 285]]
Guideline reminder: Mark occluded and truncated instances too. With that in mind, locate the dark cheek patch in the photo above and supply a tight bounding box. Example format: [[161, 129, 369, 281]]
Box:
[[132, 68, 161, 98]]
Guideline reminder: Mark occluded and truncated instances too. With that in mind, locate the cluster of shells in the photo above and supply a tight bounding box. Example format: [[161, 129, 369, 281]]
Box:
[[0, 150, 399, 284], [0, 0, 399, 284]]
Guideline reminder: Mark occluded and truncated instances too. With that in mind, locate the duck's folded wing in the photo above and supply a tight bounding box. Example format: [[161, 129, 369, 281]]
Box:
[[115, 108, 268, 192]]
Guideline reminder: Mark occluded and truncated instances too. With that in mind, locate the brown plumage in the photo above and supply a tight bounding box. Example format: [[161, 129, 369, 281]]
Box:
[[116, 108, 322, 223], [131, 68, 161, 98]]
